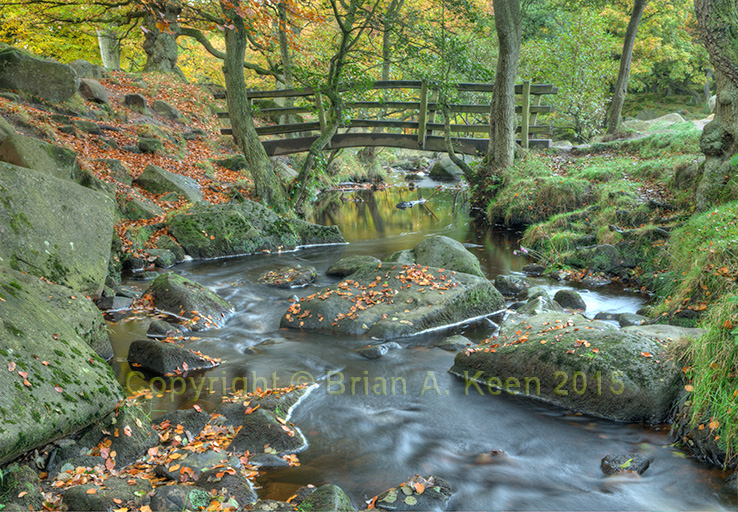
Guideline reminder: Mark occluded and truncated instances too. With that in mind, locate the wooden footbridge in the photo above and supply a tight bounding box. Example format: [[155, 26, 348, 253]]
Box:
[[217, 80, 557, 156]]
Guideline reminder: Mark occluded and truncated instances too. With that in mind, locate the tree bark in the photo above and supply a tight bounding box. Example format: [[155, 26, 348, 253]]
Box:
[[142, 1, 185, 79], [221, 2, 290, 215], [607, 0, 648, 134], [693, 0, 738, 209], [97, 27, 122, 70], [483, 0, 522, 178]]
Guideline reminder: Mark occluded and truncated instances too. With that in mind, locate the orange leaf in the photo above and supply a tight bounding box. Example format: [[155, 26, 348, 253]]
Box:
[[7, 362, 16, 372], [123, 425, 132, 437], [684, 384, 694, 392], [640, 352, 653, 358], [708, 419, 720, 430], [414, 482, 425, 494], [17, 491, 28, 498], [86, 488, 98, 494], [169, 464, 181, 472]]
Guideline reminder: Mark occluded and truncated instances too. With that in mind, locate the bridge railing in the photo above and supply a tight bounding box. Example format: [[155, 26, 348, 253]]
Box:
[[216, 80, 557, 156]]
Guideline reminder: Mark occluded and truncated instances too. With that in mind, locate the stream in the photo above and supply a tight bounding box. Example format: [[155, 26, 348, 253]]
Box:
[[108, 180, 733, 510]]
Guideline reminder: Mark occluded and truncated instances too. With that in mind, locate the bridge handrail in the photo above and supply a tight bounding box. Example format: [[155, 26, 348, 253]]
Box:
[[217, 80, 558, 155]]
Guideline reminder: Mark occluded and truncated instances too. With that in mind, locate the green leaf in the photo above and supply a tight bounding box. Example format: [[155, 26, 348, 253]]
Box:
[[619, 458, 633, 469], [730, 154, 738, 166], [404, 496, 418, 506]]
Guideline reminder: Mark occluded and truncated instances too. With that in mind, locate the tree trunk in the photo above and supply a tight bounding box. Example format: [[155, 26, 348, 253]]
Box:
[[482, 0, 522, 179], [142, 1, 185, 79], [97, 27, 122, 70], [221, 6, 290, 216], [693, 0, 738, 209], [607, 0, 648, 134]]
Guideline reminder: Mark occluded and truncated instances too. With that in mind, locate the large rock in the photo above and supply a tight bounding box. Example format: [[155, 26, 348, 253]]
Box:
[[167, 200, 345, 259], [0, 163, 114, 295], [373, 476, 453, 511], [69, 59, 106, 79], [78, 78, 109, 104], [0, 114, 15, 142], [494, 274, 531, 296], [127, 338, 220, 376], [152, 99, 181, 120], [0, 47, 79, 102], [327, 255, 381, 277], [117, 191, 165, 220], [280, 263, 504, 340], [388, 236, 485, 278], [0, 268, 123, 465], [0, 133, 81, 182], [297, 485, 354, 512], [449, 312, 683, 423], [62, 478, 151, 512], [147, 272, 232, 330], [135, 164, 203, 202], [428, 156, 463, 181]]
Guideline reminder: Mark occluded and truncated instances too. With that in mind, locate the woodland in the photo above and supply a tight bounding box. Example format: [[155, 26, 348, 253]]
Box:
[[2, 0, 738, 510]]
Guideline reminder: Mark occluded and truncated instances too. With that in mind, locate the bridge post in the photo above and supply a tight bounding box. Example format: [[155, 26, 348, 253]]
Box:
[[427, 89, 438, 138], [417, 81, 429, 149], [521, 80, 531, 149]]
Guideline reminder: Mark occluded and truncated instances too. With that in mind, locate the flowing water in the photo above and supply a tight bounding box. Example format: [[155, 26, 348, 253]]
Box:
[[109, 182, 735, 510]]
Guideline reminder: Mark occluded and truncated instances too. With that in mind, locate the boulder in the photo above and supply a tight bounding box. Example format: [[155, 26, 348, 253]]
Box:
[[297, 485, 354, 512], [72, 402, 158, 468], [69, 60, 106, 79], [327, 255, 381, 277], [0, 133, 81, 181], [150, 486, 213, 512], [147, 248, 176, 268], [518, 286, 549, 301], [72, 119, 102, 135], [522, 263, 545, 276], [167, 200, 345, 259], [260, 266, 317, 288], [0, 114, 15, 142], [147, 272, 232, 330], [413, 236, 485, 277], [0, 163, 114, 295], [0, 464, 44, 511], [601, 453, 650, 476], [621, 324, 704, 342], [0, 47, 79, 102], [517, 295, 563, 316], [123, 93, 147, 110], [155, 235, 186, 263], [199, 467, 258, 507], [618, 313, 647, 327], [0, 268, 123, 464], [135, 164, 203, 202], [280, 263, 504, 340], [449, 313, 683, 423], [78, 78, 109, 104], [152, 99, 181, 120], [147, 319, 186, 338], [429, 156, 463, 181], [553, 289, 587, 310], [214, 154, 248, 171], [435, 335, 472, 351], [373, 476, 453, 511], [127, 338, 220, 376], [117, 191, 165, 220], [228, 408, 307, 454], [155, 408, 210, 439], [138, 137, 164, 154], [62, 478, 152, 512], [494, 275, 531, 297]]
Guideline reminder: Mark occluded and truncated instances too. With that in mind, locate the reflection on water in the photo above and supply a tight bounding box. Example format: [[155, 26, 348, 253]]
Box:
[[108, 185, 734, 511]]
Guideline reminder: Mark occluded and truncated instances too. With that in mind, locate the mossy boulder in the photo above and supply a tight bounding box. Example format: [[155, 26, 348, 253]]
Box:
[[387, 236, 485, 278], [260, 265, 317, 288], [62, 477, 152, 511], [152, 99, 181, 120], [280, 263, 504, 340], [0, 268, 123, 465], [373, 476, 453, 511], [327, 255, 382, 277], [0, 464, 44, 511], [0, 47, 79, 102], [449, 312, 682, 423], [138, 137, 164, 154], [167, 200, 345, 259], [297, 485, 354, 512], [150, 486, 214, 511], [127, 338, 220, 376], [214, 154, 248, 171], [147, 272, 232, 330], [429, 156, 464, 181], [0, 163, 114, 296], [0, 133, 81, 182], [117, 191, 164, 220], [135, 164, 203, 203], [0, 114, 16, 142], [228, 408, 307, 454]]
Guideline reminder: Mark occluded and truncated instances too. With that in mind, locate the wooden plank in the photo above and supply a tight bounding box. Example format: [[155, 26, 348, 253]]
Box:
[[521, 80, 531, 149], [256, 122, 321, 135], [417, 81, 429, 148], [348, 120, 420, 130], [259, 133, 550, 156], [347, 101, 421, 110]]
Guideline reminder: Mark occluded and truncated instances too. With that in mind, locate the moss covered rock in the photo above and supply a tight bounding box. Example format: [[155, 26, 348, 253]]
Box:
[[0, 133, 81, 182], [0, 268, 123, 465], [127, 338, 220, 376], [167, 200, 344, 259], [298, 484, 354, 512], [0, 163, 114, 296], [387, 236, 485, 278], [0, 464, 44, 511], [147, 272, 232, 330], [327, 255, 382, 277], [0, 47, 79, 102], [280, 263, 504, 340], [450, 312, 682, 423], [135, 164, 203, 203], [62, 477, 152, 511]]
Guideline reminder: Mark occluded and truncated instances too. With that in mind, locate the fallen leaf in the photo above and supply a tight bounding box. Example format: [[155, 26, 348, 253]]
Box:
[[54, 385, 64, 393], [640, 352, 653, 358], [86, 488, 98, 495], [684, 384, 694, 392], [123, 425, 132, 437], [17, 491, 28, 498], [7, 362, 16, 372]]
